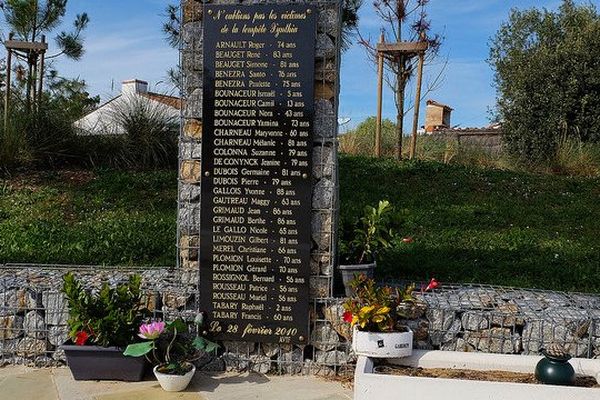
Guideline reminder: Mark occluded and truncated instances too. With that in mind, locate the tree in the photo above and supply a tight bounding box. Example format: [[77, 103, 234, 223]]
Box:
[[359, 0, 443, 159], [489, 0, 600, 162], [1, 0, 89, 108]]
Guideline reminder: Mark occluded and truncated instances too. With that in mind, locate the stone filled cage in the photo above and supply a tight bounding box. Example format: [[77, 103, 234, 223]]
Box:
[[0, 264, 352, 375], [1, 265, 600, 372]]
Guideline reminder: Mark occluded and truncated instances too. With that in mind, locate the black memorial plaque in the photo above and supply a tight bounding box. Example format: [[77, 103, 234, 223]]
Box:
[[200, 4, 316, 344]]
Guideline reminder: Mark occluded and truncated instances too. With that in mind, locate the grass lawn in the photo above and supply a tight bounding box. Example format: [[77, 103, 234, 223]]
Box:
[[0, 169, 177, 266], [339, 156, 600, 293], [1, 156, 599, 292]]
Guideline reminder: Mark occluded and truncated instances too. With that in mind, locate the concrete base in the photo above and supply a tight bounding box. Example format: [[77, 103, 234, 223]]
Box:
[[354, 351, 600, 400]]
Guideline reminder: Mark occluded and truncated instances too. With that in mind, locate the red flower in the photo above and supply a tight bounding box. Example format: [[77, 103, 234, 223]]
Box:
[[75, 331, 90, 346], [343, 311, 353, 324], [402, 237, 414, 244], [425, 278, 440, 292]]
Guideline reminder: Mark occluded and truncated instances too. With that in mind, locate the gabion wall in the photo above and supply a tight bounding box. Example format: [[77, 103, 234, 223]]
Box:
[[2, 264, 599, 371], [0, 264, 352, 375]]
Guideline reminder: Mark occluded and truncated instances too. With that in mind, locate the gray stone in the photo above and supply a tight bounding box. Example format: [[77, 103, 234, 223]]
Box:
[[0, 339, 18, 353], [1, 289, 37, 312], [311, 211, 333, 250], [179, 203, 201, 230], [179, 184, 202, 203], [52, 348, 66, 362], [42, 291, 69, 326], [182, 50, 202, 72], [441, 338, 474, 352], [312, 178, 334, 209], [24, 311, 45, 339], [426, 309, 457, 331], [490, 302, 524, 327], [461, 311, 489, 331], [222, 352, 249, 371], [182, 22, 203, 47], [0, 315, 23, 340], [458, 289, 497, 309], [522, 319, 589, 357], [16, 337, 47, 357], [224, 341, 256, 355], [312, 144, 334, 179], [48, 325, 69, 347], [249, 354, 272, 374], [429, 317, 461, 347], [279, 348, 303, 374], [310, 276, 330, 299], [180, 142, 202, 159], [315, 34, 335, 59], [311, 323, 340, 351], [315, 350, 348, 365], [183, 88, 203, 118], [314, 100, 335, 140], [318, 9, 339, 36], [464, 328, 520, 354], [183, 72, 202, 97]]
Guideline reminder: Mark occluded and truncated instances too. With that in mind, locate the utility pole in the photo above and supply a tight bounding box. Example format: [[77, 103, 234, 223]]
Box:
[[375, 33, 384, 158]]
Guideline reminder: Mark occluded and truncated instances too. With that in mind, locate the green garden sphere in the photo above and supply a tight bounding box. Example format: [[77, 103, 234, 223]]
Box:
[[535, 345, 576, 386]]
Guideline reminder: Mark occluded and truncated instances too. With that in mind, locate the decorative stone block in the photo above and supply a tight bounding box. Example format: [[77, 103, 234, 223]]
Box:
[[311, 323, 340, 351], [180, 160, 202, 183], [180, 142, 202, 159], [314, 82, 335, 100], [183, 119, 203, 140]]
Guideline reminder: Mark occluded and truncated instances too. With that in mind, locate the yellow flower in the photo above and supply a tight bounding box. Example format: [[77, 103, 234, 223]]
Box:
[[374, 306, 390, 315], [359, 305, 375, 316]]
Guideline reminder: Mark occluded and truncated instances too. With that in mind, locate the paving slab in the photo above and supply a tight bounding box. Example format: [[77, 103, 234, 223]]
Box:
[[0, 369, 59, 400], [0, 366, 352, 400]]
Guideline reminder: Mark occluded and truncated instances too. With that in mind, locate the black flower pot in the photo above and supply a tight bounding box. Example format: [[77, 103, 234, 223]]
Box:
[[62, 344, 147, 381]]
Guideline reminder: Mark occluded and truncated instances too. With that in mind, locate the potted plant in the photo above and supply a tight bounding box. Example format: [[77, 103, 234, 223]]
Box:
[[339, 200, 398, 296], [124, 314, 219, 392], [343, 274, 414, 358], [61, 272, 148, 381]]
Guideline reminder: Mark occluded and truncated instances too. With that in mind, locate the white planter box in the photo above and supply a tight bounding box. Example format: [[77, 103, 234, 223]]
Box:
[[352, 328, 413, 358], [354, 351, 600, 400]]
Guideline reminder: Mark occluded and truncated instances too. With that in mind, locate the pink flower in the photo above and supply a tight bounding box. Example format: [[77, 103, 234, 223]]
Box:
[[138, 321, 165, 340]]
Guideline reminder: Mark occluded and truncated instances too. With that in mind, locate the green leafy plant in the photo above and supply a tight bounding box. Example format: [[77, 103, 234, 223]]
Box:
[[124, 315, 219, 375], [62, 272, 146, 348], [339, 200, 398, 264], [342, 273, 415, 332]]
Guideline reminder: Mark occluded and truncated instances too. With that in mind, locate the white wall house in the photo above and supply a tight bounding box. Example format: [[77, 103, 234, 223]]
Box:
[[73, 79, 181, 135]]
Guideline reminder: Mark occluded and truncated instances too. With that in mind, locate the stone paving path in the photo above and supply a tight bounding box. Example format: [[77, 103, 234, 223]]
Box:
[[0, 366, 352, 400]]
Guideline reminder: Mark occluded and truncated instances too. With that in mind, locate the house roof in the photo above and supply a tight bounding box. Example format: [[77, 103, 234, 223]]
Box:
[[426, 100, 453, 111], [141, 92, 182, 109]]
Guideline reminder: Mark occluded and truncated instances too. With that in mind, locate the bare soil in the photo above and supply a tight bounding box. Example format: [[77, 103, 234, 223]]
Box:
[[374, 366, 599, 388]]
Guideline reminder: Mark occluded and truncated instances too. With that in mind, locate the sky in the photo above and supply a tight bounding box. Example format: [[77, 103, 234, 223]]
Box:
[[45, 0, 599, 130]]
